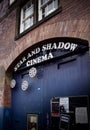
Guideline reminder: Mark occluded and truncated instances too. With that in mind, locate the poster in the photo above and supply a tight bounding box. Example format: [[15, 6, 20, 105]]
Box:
[[60, 97, 69, 113], [27, 114, 38, 130], [75, 107, 88, 124]]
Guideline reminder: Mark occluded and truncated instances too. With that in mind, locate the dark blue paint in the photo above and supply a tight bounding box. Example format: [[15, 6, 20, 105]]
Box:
[[11, 53, 90, 130], [0, 107, 12, 130], [3, 108, 12, 130], [0, 108, 4, 130]]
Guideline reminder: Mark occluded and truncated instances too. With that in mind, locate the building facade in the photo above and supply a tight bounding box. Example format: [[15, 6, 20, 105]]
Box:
[[0, 0, 90, 130]]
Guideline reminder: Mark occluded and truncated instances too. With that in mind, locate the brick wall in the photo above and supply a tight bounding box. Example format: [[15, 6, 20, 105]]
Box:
[[0, 0, 89, 71], [0, 0, 8, 19], [0, 0, 90, 108], [0, 66, 11, 107], [0, 66, 5, 107]]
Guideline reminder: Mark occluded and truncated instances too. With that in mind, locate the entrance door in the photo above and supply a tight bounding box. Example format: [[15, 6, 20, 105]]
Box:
[[11, 53, 90, 130], [11, 69, 44, 130]]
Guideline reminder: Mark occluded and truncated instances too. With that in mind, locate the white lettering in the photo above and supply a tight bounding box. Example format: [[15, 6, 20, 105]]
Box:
[[17, 63, 20, 68], [58, 42, 64, 49], [31, 50, 36, 55], [14, 67, 17, 72], [20, 60, 23, 65], [26, 53, 53, 67], [64, 42, 71, 50], [27, 48, 40, 59], [27, 53, 32, 59], [42, 45, 47, 51], [32, 59, 38, 64], [14, 41, 78, 71], [51, 43, 57, 49], [47, 43, 52, 50], [41, 54, 48, 61], [22, 57, 26, 62], [36, 47, 40, 54], [70, 43, 77, 51], [26, 60, 32, 66], [48, 52, 53, 59], [42, 43, 52, 51], [37, 56, 42, 63]]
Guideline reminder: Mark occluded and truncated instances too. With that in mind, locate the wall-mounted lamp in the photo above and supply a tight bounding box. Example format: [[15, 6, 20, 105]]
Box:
[[10, 79, 16, 88], [29, 67, 37, 78], [21, 80, 28, 91]]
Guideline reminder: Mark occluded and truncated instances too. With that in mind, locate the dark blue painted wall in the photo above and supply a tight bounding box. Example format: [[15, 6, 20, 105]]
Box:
[[0, 108, 4, 130], [11, 53, 90, 130], [3, 108, 12, 130], [0, 107, 12, 130]]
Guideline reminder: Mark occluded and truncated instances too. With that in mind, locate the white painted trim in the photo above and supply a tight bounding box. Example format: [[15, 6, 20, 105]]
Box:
[[9, 0, 15, 5]]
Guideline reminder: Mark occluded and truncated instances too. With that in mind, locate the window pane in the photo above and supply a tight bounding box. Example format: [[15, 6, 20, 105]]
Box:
[[30, 17, 34, 26], [41, 0, 48, 5], [24, 17, 33, 30], [45, 1, 54, 16], [54, 0, 58, 9], [38, 0, 59, 21], [20, 0, 34, 33], [9, 0, 15, 5], [23, 5, 34, 19], [45, 0, 58, 16], [24, 18, 30, 30]]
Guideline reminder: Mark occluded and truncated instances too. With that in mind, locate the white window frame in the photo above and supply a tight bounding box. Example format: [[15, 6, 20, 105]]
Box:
[[38, 0, 58, 21], [20, 1, 34, 33], [9, 0, 15, 5], [19, 0, 59, 34]]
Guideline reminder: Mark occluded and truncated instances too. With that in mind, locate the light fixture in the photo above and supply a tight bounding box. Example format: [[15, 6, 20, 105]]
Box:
[[10, 79, 16, 88], [29, 67, 37, 78], [21, 80, 28, 91]]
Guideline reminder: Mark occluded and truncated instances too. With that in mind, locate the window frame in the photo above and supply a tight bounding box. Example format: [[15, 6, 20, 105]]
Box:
[[9, 0, 15, 5], [15, 0, 61, 40], [39, 0, 59, 20], [20, 0, 35, 33]]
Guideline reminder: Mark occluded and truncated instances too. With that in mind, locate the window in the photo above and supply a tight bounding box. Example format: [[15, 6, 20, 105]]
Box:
[[9, 0, 15, 5], [20, 0, 34, 33], [19, 0, 60, 35], [38, 0, 59, 21]]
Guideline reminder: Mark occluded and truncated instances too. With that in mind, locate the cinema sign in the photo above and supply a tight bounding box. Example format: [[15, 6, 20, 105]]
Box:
[[14, 38, 88, 72]]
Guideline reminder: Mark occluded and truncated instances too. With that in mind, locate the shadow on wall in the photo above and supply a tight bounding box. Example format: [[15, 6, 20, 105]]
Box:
[[3, 108, 12, 130]]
